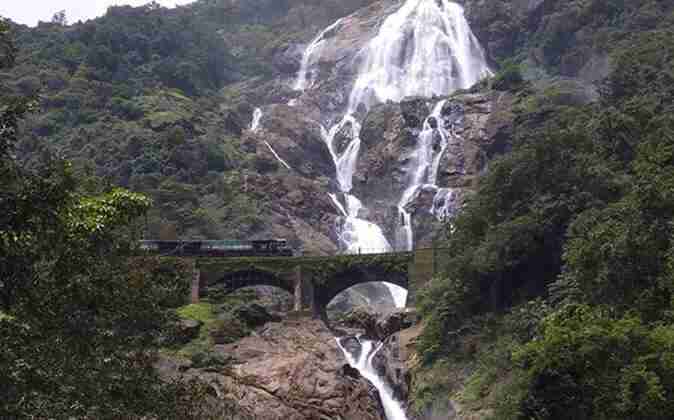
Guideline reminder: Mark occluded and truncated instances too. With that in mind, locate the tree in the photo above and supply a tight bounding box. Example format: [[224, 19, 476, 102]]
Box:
[[0, 19, 222, 419], [0, 18, 15, 69], [51, 10, 68, 26]]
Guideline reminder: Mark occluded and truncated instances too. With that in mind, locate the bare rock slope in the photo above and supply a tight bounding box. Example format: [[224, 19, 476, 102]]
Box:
[[163, 318, 385, 420]]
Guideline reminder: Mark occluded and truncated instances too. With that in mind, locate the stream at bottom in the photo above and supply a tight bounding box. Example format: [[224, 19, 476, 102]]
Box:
[[335, 336, 408, 420]]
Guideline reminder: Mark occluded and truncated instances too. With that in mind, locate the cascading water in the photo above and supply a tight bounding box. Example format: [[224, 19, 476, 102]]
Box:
[[348, 0, 492, 109], [431, 187, 459, 221], [294, 0, 490, 255], [397, 99, 452, 250], [294, 18, 344, 91], [250, 107, 263, 132], [250, 107, 292, 170], [290, 5, 491, 414], [336, 337, 408, 420]]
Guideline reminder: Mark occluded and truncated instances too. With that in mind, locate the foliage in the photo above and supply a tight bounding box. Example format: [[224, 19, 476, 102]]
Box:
[[492, 59, 524, 91], [0, 0, 379, 242], [415, 17, 674, 420], [0, 18, 15, 68], [0, 22, 222, 419], [468, 0, 674, 76], [506, 306, 674, 420], [171, 290, 276, 360]]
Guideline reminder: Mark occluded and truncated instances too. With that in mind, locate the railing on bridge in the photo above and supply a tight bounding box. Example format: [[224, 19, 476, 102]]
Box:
[[299, 247, 413, 257], [136, 241, 432, 259], [137, 239, 293, 257]]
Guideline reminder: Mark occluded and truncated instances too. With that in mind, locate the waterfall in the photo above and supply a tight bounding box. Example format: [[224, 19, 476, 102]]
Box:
[[347, 0, 492, 111], [264, 141, 292, 170], [329, 193, 392, 254], [336, 337, 408, 420], [295, 0, 490, 254], [287, 3, 491, 416], [250, 107, 263, 131], [431, 187, 458, 221], [397, 99, 451, 250], [250, 108, 292, 170], [294, 18, 344, 91]]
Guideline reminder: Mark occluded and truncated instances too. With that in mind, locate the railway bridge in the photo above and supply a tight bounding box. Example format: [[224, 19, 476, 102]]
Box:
[[178, 249, 443, 317]]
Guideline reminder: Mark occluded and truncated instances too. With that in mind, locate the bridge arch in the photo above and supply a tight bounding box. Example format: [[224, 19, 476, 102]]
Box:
[[202, 268, 295, 298], [314, 266, 409, 312]]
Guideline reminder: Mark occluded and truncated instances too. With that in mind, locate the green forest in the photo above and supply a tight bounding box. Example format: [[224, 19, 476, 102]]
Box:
[[2, 0, 674, 419], [414, 3, 674, 419]]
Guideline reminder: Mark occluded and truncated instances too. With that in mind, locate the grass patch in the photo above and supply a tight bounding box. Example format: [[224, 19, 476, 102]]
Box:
[[171, 303, 218, 358], [177, 303, 215, 323], [169, 291, 264, 360]]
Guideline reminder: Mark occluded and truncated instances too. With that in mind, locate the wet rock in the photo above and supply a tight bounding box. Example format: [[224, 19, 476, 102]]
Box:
[[336, 308, 379, 337], [342, 363, 362, 379], [400, 98, 430, 129], [340, 335, 364, 360], [333, 120, 358, 155], [360, 103, 404, 147], [253, 104, 334, 178], [328, 288, 372, 313], [376, 309, 415, 339]]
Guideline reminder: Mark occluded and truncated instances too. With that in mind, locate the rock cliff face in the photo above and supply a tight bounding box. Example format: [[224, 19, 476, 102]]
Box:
[[241, 90, 514, 252], [223, 0, 516, 317], [162, 318, 386, 420]]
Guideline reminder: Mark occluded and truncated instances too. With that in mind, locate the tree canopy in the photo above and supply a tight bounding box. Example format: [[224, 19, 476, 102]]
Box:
[[415, 14, 674, 420], [0, 19, 218, 418]]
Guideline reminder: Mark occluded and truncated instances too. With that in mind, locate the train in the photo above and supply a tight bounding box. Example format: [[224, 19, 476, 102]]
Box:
[[138, 239, 293, 257]]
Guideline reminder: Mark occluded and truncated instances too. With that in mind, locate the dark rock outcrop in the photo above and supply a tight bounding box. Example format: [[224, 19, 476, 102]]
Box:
[[173, 318, 203, 344], [376, 309, 415, 339], [232, 303, 282, 327]]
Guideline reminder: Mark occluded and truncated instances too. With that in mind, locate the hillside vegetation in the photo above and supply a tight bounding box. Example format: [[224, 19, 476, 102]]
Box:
[[413, 5, 674, 419], [2, 0, 674, 419], [3, 0, 375, 241]]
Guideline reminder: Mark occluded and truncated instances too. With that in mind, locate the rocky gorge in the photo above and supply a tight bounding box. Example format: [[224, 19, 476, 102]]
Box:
[[163, 295, 419, 420], [6, 0, 668, 418], [162, 317, 387, 420]]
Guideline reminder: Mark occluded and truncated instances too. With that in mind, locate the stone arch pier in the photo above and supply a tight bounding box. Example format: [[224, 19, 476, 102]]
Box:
[[181, 249, 441, 316]]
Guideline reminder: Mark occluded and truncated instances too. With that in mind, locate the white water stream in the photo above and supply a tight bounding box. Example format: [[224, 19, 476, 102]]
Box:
[[292, 1, 490, 317], [257, 5, 491, 414], [348, 0, 491, 109], [294, 0, 490, 255], [336, 337, 408, 420], [294, 18, 344, 91], [250, 107, 263, 132], [397, 99, 451, 250], [250, 107, 292, 170]]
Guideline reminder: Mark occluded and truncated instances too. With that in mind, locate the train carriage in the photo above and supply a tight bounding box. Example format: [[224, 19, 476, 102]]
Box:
[[139, 239, 292, 257]]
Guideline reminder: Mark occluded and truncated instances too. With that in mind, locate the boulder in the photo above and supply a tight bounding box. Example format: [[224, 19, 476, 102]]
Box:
[[232, 303, 282, 328], [335, 308, 379, 338], [173, 318, 203, 344], [375, 309, 415, 339]]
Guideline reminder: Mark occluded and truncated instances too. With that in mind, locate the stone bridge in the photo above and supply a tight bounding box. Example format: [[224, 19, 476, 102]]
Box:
[[182, 249, 443, 317]]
